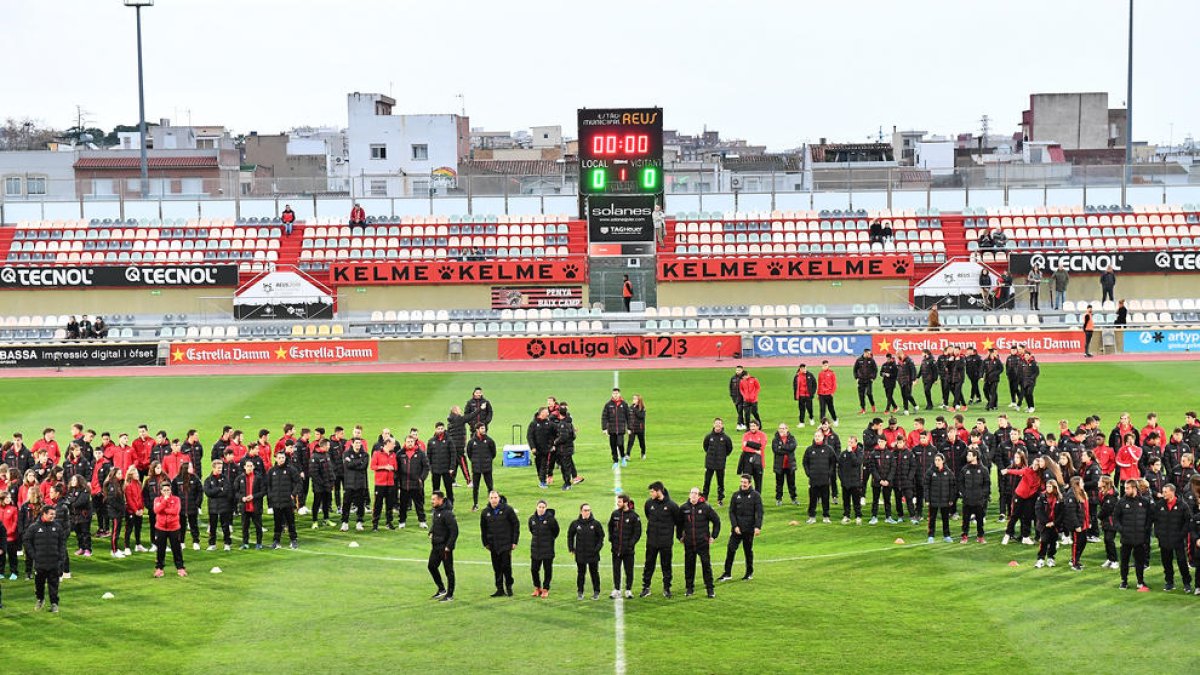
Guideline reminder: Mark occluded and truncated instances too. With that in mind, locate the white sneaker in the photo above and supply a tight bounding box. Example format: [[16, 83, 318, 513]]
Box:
[[223, 545, 232, 551], [1027, 407, 1035, 413], [312, 523, 320, 529], [267, 508, 274, 515], [398, 523, 406, 529], [419, 522, 428, 529], [206, 545, 216, 551], [193, 542, 200, 551], [610, 590, 621, 599], [624, 590, 633, 599], [797, 422, 806, 428], [355, 522, 364, 531], [111, 550, 124, 559], [340, 522, 349, 532], [123, 548, 132, 556], [833, 420, 839, 427], [1034, 559, 1045, 568], [61, 572, 72, 579], [149, 544, 157, 552], [1021, 537, 1034, 546], [298, 507, 309, 516], [1046, 558, 1056, 567], [1001, 535, 1010, 545], [134, 545, 147, 553]]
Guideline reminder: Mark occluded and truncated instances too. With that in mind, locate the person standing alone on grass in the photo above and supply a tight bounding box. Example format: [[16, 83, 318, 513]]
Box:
[[793, 363, 817, 427], [719, 475, 762, 582], [467, 425, 497, 511], [568, 503, 605, 600], [702, 418, 734, 505], [729, 365, 747, 431], [739, 370, 762, 428], [678, 487, 720, 598], [480, 491, 519, 597], [817, 361, 839, 426], [803, 430, 836, 522], [602, 388, 632, 470], [1082, 305, 1095, 358], [608, 493, 641, 599], [428, 491, 457, 602], [640, 481, 681, 598]]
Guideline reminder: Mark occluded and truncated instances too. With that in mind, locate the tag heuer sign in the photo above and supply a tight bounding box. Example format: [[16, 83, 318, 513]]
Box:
[[587, 195, 655, 243]]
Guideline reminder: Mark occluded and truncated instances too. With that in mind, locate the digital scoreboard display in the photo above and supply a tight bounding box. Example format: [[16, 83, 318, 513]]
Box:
[[577, 108, 663, 195]]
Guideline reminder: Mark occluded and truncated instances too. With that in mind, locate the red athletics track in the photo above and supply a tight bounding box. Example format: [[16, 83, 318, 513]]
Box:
[[0, 350, 1194, 379]]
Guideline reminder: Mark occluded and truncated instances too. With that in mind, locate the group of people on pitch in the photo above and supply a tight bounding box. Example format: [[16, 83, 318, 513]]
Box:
[[707, 402, 1200, 595], [426, 477, 762, 603]]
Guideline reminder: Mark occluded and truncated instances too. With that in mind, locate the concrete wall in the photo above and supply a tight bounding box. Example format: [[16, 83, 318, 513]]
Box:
[[1030, 93, 1110, 150], [1057, 273, 1200, 304], [657, 279, 901, 308], [0, 289, 232, 317]]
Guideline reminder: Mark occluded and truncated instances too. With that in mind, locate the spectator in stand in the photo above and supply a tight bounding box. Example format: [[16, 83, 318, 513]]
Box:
[[927, 306, 940, 330], [1099, 264, 1116, 304], [349, 202, 366, 226], [281, 204, 296, 236], [65, 316, 80, 340], [977, 229, 994, 251], [79, 315, 94, 339], [1114, 300, 1128, 326], [653, 203, 666, 246], [978, 269, 993, 310], [621, 275, 634, 312], [1052, 265, 1069, 310], [1026, 263, 1044, 311], [991, 228, 1008, 250], [998, 271, 1014, 310], [92, 317, 108, 339]]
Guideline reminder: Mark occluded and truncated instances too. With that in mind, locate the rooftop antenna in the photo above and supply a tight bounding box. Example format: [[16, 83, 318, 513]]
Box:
[[456, 93, 465, 116]]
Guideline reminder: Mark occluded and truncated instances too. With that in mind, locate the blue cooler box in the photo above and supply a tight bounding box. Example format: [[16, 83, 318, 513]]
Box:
[[502, 444, 531, 467]]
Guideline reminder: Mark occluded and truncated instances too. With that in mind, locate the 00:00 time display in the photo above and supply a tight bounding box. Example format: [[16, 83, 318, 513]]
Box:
[[588, 133, 652, 156]]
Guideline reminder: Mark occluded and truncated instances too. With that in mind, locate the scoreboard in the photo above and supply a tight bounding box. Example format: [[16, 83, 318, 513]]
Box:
[[577, 108, 663, 196]]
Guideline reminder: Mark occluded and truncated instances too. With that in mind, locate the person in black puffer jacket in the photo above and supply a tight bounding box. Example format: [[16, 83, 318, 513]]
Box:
[[677, 487, 721, 598], [265, 453, 300, 549], [428, 491, 458, 601], [553, 412, 579, 488], [447, 405, 481, 481], [853, 349, 878, 413], [528, 408, 557, 488], [772, 424, 799, 507], [720, 475, 763, 581], [925, 454, 956, 540], [1114, 479, 1151, 588], [65, 475, 92, 556], [958, 448, 990, 541], [919, 350, 938, 410], [893, 440, 918, 522], [568, 504, 605, 599], [608, 494, 641, 597], [23, 506, 67, 611], [1151, 483, 1193, 591], [308, 441, 334, 523], [467, 426, 498, 511], [171, 462, 204, 550], [480, 491, 519, 596], [626, 395, 648, 460], [802, 430, 836, 520], [837, 439, 865, 522], [426, 423, 455, 507], [528, 500, 559, 597], [339, 438, 370, 528], [868, 438, 896, 523], [203, 460, 233, 549], [640, 481, 681, 597], [702, 419, 734, 505]]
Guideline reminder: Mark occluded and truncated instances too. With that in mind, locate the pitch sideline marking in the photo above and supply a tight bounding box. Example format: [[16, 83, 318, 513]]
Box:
[[612, 370, 626, 675]]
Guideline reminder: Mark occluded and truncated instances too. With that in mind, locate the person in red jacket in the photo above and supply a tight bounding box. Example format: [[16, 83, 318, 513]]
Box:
[[738, 371, 762, 428], [131, 425, 154, 475], [106, 434, 135, 475], [0, 491, 18, 579], [161, 440, 189, 481], [1001, 452, 1043, 545], [371, 438, 398, 530], [274, 423, 296, 455], [1092, 437, 1116, 480], [349, 202, 366, 226], [151, 483, 185, 577], [817, 360, 839, 426], [122, 468, 146, 555], [739, 421, 767, 494], [281, 204, 296, 235], [1139, 413, 1166, 448], [31, 428, 59, 466], [1115, 434, 1143, 482]]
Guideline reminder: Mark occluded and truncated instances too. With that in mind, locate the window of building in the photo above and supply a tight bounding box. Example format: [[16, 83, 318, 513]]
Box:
[[196, 138, 216, 149], [370, 144, 387, 160], [4, 176, 21, 196], [413, 180, 430, 194], [369, 179, 387, 196], [26, 176, 46, 195], [411, 144, 428, 161]]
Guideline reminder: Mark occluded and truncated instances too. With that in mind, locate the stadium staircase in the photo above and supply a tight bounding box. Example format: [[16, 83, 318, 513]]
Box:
[[274, 224, 308, 268], [913, 214, 968, 278], [0, 228, 14, 263]]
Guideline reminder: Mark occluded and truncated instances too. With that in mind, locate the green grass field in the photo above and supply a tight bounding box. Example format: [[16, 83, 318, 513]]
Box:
[[2, 361, 1198, 673]]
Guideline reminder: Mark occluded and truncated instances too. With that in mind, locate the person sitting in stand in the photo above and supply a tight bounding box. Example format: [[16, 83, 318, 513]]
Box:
[[281, 204, 296, 236], [92, 317, 108, 339], [349, 203, 366, 226], [977, 229, 995, 251], [65, 316, 80, 340], [991, 229, 1008, 250], [79, 315, 94, 339]]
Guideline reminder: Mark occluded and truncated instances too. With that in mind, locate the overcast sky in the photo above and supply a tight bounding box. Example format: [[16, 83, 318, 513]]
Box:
[[3, 0, 1196, 150]]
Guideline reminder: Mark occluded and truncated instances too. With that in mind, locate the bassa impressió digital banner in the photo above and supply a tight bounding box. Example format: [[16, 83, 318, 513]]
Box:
[[1121, 329, 1200, 353]]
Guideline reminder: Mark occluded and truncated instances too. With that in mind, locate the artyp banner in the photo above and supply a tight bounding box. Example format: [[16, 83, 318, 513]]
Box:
[[752, 334, 872, 357], [1121, 329, 1200, 353], [872, 330, 1084, 355]]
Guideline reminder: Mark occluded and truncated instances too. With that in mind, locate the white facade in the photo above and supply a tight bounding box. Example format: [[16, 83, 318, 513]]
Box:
[[914, 140, 955, 177], [346, 92, 465, 197], [531, 125, 562, 149], [0, 150, 77, 201]]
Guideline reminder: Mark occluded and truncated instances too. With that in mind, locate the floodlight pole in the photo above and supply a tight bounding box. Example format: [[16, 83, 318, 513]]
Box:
[[127, 1, 153, 198]]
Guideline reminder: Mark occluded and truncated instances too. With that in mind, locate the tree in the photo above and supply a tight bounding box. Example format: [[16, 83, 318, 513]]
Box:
[[0, 117, 62, 151]]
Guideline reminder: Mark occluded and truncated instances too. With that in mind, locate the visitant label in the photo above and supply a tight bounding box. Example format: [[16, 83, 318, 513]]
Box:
[[657, 256, 912, 282]]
